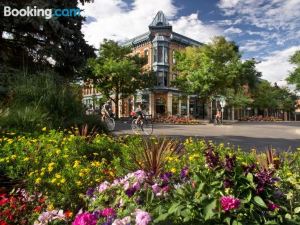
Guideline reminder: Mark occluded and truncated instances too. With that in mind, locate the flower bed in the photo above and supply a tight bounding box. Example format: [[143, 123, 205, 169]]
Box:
[[1, 132, 300, 224], [239, 116, 283, 122], [153, 116, 202, 124]]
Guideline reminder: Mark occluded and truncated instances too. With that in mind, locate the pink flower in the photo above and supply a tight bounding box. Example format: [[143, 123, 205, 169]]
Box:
[[97, 181, 110, 193], [268, 202, 280, 211], [72, 212, 97, 225], [112, 216, 131, 225], [101, 208, 115, 217], [151, 184, 161, 194], [220, 196, 240, 211], [135, 209, 151, 225]]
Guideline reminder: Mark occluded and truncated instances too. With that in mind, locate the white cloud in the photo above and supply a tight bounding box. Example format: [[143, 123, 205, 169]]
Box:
[[256, 45, 300, 83], [224, 26, 242, 34], [171, 14, 222, 43], [240, 40, 268, 52], [80, 0, 222, 47]]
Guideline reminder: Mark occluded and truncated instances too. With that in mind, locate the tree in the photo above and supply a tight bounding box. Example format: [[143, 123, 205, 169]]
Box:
[[0, 0, 95, 79], [87, 40, 155, 118], [286, 50, 300, 89], [252, 80, 296, 117], [173, 37, 260, 99]]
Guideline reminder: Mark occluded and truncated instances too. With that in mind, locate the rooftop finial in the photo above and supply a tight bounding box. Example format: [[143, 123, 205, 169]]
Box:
[[149, 11, 171, 27]]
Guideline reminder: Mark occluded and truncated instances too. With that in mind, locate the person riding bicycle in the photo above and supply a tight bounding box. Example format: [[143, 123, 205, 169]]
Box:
[[215, 109, 221, 124], [135, 103, 145, 125], [101, 101, 111, 121]]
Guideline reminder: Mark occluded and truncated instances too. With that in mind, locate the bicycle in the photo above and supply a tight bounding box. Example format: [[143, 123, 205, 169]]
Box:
[[214, 116, 222, 125], [131, 114, 153, 135], [102, 114, 115, 131]]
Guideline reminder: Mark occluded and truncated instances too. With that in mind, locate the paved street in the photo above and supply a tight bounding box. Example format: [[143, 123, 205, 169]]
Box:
[[113, 121, 300, 152]]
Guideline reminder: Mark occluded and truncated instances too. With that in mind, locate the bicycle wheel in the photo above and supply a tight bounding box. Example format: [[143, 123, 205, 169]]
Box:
[[105, 117, 115, 131], [141, 119, 153, 135], [131, 119, 141, 134]]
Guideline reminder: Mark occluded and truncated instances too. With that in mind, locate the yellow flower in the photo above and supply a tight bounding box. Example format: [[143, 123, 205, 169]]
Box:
[[51, 178, 57, 184], [29, 172, 35, 177], [23, 157, 29, 162], [55, 173, 61, 179], [35, 177, 42, 184], [61, 178, 66, 184], [47, 203, 54, 211], [76, 181, 82, 186], [287, 172, 293, 177], [40, 171, 45, 176], [73, 160, 80, 168], [91, 161, 101, 167], [171, 168, 177, 173], [79, 172, 84, 177], [42, 127, 47, 131], [10, 155, 17, 160]]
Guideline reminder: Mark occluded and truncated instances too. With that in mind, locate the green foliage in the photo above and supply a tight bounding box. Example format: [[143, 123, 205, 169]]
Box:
[[87, 40, 155, 118], [287, 50, 300, 90], [84, 138, 300, 224], [113, 137, 184, 176], [0, 130, 121, 211], [253, 80, 296, 111], [0, 0, 95, 78], [173, 36, 261, 99], [0, 72, 92, 131]]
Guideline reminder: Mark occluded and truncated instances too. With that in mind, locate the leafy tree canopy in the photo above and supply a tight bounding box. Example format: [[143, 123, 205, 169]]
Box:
[[286, 50, 300, 90], [173, 36, 261, 100], [0, 0, 95, 79], [87, 40, 155, 118]]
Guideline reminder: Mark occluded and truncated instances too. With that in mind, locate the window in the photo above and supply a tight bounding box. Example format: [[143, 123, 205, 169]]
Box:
[[164, 47, 169, 63], [172, 50, 176, 64], [153, 47, 157, 63], [157, 71, 168, 87], [144, 49, 149, 63], [158, 46, 163, 63]]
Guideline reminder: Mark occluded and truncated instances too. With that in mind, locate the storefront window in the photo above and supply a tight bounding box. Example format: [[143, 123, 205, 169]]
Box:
[[156, 97, 166, 115]]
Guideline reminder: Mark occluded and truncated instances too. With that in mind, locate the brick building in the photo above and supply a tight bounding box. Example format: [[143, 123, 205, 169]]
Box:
[[83, 11, 211, 118]]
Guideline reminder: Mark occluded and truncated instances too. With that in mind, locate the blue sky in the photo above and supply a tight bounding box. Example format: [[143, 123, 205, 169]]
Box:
[[81, 0, 300, 86]]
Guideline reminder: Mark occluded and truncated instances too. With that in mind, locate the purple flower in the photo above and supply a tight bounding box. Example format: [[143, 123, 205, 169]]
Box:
[[72, 212, 98, 225], [135, 209, 151, 225], [268, 202, 280, 211], [205, 147, 220, 168], [220, 196, 240, 211], [160, 172, 173, 183], [86, 187, 95, 197], [97, 181, 110, 193], [223, 178, 233, 188], [224, 155, 236, 172], [180, 167, 189, 179], [255, 169, 276, 194], [151, 183, 161, 194], [125, 186, 136, 197], [242, 163, 256, 175]]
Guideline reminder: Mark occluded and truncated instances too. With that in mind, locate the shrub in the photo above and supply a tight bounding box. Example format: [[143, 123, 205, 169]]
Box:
[[0, 72, 85, 131], [0, 130, 121, 211]]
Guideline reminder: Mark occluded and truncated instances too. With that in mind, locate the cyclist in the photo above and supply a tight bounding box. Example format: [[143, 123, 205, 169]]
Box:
[[215, 109, 221, 125], [135, 103, 145, 125], [101, 101, 111, 121]]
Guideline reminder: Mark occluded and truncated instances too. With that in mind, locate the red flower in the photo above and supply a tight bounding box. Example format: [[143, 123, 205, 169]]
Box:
[[268, 202, 280, 211], [0, 198, 8, 206], [0, 220, 8, 225], [34, 206, 43, 213]]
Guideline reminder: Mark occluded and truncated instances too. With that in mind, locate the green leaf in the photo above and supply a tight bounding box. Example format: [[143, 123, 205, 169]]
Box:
[[232, 220, 242, 225], [204, 199, 217, 221], [253, 196, 267, 208], [294, 207, 300, 214], [168, 202, 181, 214], [285, 213, 292, 220], [246, 173, 253, 183], [154, 213, 169, 223]]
